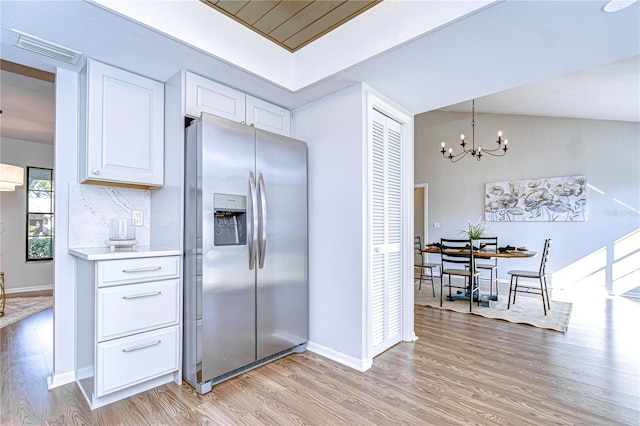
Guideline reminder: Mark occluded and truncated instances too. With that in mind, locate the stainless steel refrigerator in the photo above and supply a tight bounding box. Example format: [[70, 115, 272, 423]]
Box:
[[183, 113, 308, 394]]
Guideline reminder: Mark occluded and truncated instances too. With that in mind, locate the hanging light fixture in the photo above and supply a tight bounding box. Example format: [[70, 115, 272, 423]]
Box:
[[440, 99, 509, 163], [0, 163, 25, 192]]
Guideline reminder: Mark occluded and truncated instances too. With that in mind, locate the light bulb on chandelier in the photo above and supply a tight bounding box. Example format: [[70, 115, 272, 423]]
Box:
[[440, 99, 509, 163]]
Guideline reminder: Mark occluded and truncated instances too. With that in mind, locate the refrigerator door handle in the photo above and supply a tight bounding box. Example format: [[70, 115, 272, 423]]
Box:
[[248, 171, 258, 270], [257, 172, 267, 269]]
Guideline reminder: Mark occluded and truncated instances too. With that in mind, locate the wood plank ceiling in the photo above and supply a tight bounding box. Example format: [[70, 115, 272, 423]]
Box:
[[201, 0, 381, 52]]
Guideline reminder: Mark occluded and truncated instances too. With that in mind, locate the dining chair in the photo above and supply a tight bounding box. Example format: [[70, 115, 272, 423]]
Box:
[[440, 238, 480, 312], [414, 236, 439, 296], [507, 239, 552, 315], [475, 236, 499, 296]]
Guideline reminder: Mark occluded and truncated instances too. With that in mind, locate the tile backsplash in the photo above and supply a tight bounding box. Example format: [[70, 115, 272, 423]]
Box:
[[68, 183, 151, 248]]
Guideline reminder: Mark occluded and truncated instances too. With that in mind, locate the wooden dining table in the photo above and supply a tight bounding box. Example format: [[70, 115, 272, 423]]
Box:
[[421, 246, 537, 259], [420, 245, 537, 306]]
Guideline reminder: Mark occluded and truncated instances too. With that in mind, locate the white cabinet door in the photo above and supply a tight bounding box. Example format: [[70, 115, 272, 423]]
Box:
[[185, 72, 245, 122], [246, 95, 291, 136], [370, 110, 403, 357], [81, 59, 164, 188]]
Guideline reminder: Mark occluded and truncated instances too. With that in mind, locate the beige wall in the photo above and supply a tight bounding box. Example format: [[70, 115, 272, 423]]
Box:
[[414, 111, 640, 298], [414, 186, 424, 244], [0, 137, 54, 292]]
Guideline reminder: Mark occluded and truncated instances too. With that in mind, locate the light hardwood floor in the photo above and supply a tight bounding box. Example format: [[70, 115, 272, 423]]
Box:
[[1, 291, 638, 425]]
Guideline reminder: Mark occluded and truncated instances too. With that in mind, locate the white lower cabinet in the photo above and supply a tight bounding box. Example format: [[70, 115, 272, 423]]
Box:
[[75, 254, 182, 409]]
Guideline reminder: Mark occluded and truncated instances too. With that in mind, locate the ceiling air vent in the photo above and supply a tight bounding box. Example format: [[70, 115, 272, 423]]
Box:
[[12, 30, 82, 64]]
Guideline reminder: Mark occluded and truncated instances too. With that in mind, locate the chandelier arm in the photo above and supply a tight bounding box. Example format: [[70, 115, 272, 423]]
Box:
[[480, 149, 507, 157], [442, 149, 470, 163], [479, 145, 504, 154], [449, 152, 470, 163]]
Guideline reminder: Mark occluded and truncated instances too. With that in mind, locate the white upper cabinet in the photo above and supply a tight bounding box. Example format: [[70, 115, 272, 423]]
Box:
[[184, 71, 290, 136], [80, 59, 164, 188], [246, 95, 291, 136], [185, 72, 245, 123]]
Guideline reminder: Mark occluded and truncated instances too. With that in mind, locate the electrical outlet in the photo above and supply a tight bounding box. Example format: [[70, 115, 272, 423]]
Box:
[[132, 210, 144, 226], [433, 222, 440, 229]]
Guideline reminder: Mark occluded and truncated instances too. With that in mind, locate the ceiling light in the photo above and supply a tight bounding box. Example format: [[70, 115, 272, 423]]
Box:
[[440, 99, 509, 163], [0, 182, 17, 191], [602, 0, 637, 12], [12, 29, 82, 64], [0, 163, 24, 192]]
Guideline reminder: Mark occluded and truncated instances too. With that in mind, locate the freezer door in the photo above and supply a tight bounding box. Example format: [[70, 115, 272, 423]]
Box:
[[255, 129, 309, 360], [199, 114, 257, 382]]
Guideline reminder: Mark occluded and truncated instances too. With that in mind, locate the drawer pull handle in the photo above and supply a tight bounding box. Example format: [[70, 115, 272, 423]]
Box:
[[122, 266, 162, 273], [122, 340, 161, 353], [122, 291, 162, 300]]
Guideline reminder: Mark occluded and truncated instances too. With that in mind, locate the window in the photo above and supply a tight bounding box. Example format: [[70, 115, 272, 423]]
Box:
[[26, 167, 54, 261]]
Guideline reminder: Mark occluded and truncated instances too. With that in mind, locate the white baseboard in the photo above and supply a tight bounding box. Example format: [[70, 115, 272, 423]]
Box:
[[306, 341, 373, 372], [5, 284, 53, 295], [47, 370, 75, 389]]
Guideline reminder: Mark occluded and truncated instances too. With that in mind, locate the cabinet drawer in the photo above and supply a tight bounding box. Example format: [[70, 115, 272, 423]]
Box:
[[97, 279, 179, 342], [97, 256, 180, 287], [96, 326, 179, 397]]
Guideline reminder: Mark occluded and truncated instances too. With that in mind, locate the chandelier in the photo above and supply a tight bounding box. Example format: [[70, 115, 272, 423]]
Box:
[[440, 99, 509, 162]]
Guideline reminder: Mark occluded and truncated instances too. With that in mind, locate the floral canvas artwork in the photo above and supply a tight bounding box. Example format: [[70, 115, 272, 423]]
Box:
[[485, 175, 587, 222]]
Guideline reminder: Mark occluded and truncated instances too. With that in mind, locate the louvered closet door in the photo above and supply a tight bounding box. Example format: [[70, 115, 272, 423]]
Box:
[[370, 109, 403, 357]]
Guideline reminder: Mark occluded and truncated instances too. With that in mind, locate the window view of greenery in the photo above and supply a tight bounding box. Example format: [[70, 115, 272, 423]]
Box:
[[27, 167, 54, 261]]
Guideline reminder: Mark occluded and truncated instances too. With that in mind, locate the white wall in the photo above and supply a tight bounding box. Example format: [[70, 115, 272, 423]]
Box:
[[292, 84, 367, 366], [48, 68, 79, 388], [0, 137, 54, 292], [415, 111, 640, 297]]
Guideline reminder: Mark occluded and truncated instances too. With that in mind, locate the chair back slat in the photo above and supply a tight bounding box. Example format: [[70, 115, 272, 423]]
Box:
[[477, 236, 498, 252], [539, 239, 552, 276], [477, 236, 498, 266], [440, 238, 475, 268], [414, 236, 422, 263]]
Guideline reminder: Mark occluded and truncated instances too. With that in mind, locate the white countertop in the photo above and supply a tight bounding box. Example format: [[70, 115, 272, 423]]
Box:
[[69, 246, 182, 261]]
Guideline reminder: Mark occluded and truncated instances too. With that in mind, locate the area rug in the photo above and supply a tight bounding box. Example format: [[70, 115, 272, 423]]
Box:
[[0, 297, 53, 329], [415, 282, 572, 332]]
